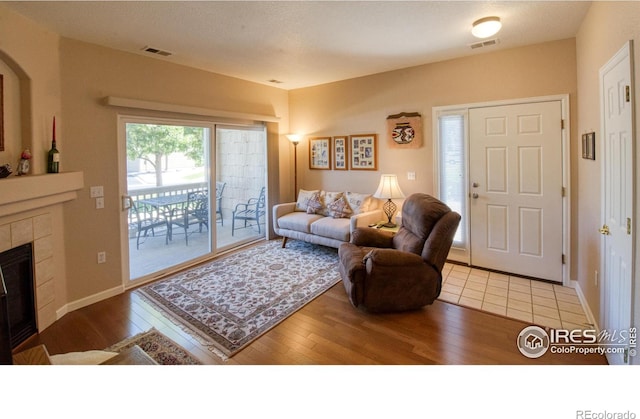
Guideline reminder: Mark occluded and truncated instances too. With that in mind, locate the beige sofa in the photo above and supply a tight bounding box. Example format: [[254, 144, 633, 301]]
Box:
[[273, 189, 383, 248]]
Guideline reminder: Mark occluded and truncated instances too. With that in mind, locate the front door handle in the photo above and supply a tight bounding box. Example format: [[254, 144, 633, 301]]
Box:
[[472, 193, 479, 199], [599, 224, 610, 235]]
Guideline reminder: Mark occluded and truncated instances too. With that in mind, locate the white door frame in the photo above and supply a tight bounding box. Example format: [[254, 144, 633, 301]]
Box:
[[598, 41, 636, 364], [433, 94, 571, 285]]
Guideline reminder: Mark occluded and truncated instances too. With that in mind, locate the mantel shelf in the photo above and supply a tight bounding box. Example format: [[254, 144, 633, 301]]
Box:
[[0, 172, 85, 218]]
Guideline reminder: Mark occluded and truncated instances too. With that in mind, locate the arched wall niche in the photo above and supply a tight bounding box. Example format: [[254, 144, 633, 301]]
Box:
[[0, 48, 33, 173]]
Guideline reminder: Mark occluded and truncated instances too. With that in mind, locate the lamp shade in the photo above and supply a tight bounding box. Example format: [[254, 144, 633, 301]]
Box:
[[471, 16, 501, 38], [373, 174, 405, 199], [286, 134, 302, 144]]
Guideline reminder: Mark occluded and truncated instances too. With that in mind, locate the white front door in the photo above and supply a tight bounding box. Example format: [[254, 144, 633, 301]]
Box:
[[469, 101, 564, 282], [599, 41, 635, 365]]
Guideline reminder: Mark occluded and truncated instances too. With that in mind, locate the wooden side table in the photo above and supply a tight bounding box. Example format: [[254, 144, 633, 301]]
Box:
[[369, 222, 400, 234]]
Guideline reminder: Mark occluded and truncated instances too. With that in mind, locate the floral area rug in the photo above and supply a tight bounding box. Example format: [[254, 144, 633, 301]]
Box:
[[134, 240, 340, 360], [105, 328, 202, 365]]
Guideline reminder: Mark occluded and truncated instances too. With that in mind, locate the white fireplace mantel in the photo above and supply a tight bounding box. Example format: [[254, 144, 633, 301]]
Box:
[[0, 172, 84, 218]]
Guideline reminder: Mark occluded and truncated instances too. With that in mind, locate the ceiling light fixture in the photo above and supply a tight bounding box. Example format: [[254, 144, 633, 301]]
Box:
[[471, 16, 502, 39]]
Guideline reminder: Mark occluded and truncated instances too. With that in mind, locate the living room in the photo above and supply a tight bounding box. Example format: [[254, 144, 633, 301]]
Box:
[[0, 1, 639, 415]]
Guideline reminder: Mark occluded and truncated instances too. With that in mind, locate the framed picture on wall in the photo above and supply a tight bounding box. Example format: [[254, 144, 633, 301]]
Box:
[[309, 136, 331, 170], [333, 135, 348, 170], [349, 134, 377, 170]]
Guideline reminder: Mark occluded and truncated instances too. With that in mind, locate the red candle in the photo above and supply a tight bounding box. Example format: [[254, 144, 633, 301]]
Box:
[[53, 116, 56, 141]]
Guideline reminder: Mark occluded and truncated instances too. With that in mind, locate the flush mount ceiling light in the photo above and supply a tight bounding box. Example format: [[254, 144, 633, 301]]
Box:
[[471, 16, 502, 39]]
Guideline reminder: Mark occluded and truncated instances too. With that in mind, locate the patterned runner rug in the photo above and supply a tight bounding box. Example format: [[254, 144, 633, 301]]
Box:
[[105, 328, 202, 365], [135, 240, 340, 360]]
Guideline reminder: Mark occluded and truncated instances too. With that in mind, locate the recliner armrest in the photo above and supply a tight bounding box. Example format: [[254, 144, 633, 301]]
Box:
[[350, 227, 394, 248], [364, 248, 425, 268]]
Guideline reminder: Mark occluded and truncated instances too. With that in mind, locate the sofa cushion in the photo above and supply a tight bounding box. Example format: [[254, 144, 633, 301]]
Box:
[[278, 212, 324, 233], [345, 191, 372, 214], [311, 217, 351, 241], [318, 191, 343, 216], [306, 192, 323, 214], [295, 189, 320, 212], [327, 195, 353, 218]]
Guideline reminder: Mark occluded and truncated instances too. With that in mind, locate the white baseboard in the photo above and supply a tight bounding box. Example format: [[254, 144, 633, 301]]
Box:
[[55, 285, 125, 321], [570, 279, 600, 332]]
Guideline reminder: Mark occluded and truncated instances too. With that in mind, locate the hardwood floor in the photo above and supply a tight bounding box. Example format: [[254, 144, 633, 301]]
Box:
[[19, 280, 606, 365]]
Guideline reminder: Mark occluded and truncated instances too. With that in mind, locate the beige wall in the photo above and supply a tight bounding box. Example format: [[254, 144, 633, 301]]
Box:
[[59, 38, 289, 301], [0, 4, 61, 174], [575, 2, 640, 336], [289, 38, 579, 274]]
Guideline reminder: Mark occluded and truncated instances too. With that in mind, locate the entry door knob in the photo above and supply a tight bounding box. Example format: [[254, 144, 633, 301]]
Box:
[[472, 193, 479, 199], [599, 224, 610, 235]]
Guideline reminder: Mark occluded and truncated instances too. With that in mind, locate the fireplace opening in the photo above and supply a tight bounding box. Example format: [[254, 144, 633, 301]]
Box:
[[0, 243, 37, 349]]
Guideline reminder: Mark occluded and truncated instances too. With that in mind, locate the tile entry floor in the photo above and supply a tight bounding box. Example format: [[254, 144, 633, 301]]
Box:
[[439, 263, 592, 330]]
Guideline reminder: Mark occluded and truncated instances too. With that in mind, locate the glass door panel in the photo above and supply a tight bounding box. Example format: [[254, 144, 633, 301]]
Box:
[[215, 125, 267, 250], [125, 121, 211, 281]]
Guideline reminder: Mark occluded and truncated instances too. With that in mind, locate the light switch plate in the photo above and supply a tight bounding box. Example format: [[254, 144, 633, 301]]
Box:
[[90, 186, 104, 198]]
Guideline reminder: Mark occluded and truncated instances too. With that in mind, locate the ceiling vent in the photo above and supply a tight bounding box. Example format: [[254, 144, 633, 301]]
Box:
[[469, 38, 500, 50], [141, 46, 173, 57]]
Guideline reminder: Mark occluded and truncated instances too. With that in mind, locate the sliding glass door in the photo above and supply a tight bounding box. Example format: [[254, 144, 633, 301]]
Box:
[[120, 117, 267, 285]]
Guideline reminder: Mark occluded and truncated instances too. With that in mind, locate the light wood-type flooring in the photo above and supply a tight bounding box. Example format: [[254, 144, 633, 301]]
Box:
[[19, 276, 606, 365]]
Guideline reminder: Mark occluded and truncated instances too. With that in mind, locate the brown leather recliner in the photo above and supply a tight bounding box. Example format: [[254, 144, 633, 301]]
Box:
[[338, 193, 461, 313]]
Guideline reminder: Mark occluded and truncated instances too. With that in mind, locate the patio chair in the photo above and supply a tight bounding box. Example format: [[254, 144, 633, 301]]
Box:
[[127, 197, 169, 249], [216, 181, 226, 225], [232, 186, 266, 236], [170, 191, 209, 245]]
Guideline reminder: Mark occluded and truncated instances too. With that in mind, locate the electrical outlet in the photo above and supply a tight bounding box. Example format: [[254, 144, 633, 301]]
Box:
[[90, 186, 104, 198], [96, 197, 105, 209], [407, 172, 416, 180], [97, 251, 106, 264]]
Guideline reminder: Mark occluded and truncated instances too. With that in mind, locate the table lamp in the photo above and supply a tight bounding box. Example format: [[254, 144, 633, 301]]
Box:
[[373, 174, 405, 228]]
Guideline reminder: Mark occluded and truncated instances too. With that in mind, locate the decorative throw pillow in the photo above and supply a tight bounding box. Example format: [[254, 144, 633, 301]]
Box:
[[295, 189, 320, 212], [327, 195, 353, 218], [318, 191, 343, 216], [345, 192, 372, 215], [306, 192, 323, 214]]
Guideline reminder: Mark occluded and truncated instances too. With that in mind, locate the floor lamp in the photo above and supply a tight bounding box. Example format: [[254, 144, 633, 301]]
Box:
[[286, 134, 301, 199]]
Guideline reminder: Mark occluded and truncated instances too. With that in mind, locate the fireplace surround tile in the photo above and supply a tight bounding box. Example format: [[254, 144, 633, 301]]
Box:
[[10, 219, 33, 247], [33, 214, 53, 239], [0, 225, 9, 253], [35, 258, 54, 287], [34, 236, 54, 263], [37, 280, 55, 309]]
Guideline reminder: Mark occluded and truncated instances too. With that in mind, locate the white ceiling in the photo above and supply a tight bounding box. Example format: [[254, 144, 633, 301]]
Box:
[[4, 1, 592, 90]]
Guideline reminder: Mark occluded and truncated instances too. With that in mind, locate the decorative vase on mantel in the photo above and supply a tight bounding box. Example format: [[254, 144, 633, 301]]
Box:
[[17, 149, 31, 176]]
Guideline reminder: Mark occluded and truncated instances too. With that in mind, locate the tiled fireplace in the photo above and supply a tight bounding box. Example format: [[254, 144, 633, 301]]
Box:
[[0, 211, 57, 333], [0, 172, 84, 336]]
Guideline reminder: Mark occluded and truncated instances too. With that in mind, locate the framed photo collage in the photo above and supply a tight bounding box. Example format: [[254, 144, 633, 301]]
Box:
[[309, 134, 378, 171]]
